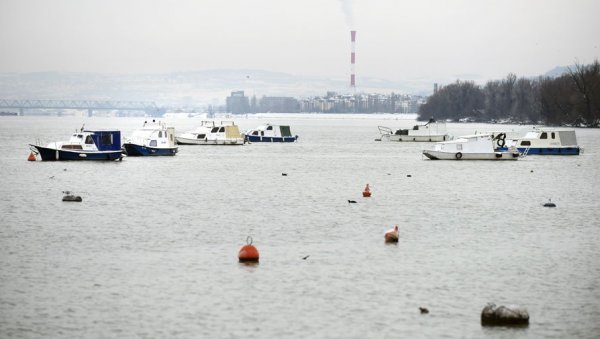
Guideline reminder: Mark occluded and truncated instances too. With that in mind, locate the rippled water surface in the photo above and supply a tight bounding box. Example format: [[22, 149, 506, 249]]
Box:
[[1, 115, 599, 338]]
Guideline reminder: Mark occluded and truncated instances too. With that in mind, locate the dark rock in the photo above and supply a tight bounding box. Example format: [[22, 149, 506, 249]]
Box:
[[348, 200, 357, 204], [419, 307, 429, 314], [481, 303, 529, 326]]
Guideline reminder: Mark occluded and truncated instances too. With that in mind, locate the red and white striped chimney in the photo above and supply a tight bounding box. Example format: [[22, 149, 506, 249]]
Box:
[[350, 30, 356, 90]]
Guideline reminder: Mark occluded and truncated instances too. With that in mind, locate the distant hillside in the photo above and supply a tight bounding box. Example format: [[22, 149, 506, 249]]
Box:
[[543, 65, 573, 78], [0, 70, 433, 108]]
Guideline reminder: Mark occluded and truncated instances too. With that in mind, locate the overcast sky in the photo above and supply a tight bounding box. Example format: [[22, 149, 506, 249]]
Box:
[[1, 0, 598, 82]]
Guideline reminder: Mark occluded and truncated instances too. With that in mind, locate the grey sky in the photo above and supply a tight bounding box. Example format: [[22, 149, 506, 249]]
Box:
[[1, 0, 598, 82]]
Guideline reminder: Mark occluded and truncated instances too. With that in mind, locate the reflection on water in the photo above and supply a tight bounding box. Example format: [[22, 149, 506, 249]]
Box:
[[0, 115, 599, 338]]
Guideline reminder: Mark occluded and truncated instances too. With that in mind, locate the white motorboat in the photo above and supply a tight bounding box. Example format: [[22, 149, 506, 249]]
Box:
[[377, 118, 449, 142], [122, 120, 178, 156], [503, 128, 581, 155], [176, 121, 244, 145], [422, 134, 520, 160]]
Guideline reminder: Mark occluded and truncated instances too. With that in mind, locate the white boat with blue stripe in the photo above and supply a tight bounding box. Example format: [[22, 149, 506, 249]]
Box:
[[122, 120, 178, 156], [503, 128, 581, 155], [244, 123, 298, 143]]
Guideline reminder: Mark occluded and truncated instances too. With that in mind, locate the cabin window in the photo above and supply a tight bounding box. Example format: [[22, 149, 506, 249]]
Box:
[[520, 140, 531, 146], [158, 131, 163, 138], [219, 127, 225, 132], [197, 134, 206, 139], [150, 140, 157, 147], [211, 127, 219, 133], [252, 131, 258, 136], [76, 134, 83, 139], [457, 144, 463, 151], [85, 136, 94, 144], [540, 132, 547, 139], [100, 134, 113, 145], [551, 132, 555, 139], [266, 126, 273, 131]]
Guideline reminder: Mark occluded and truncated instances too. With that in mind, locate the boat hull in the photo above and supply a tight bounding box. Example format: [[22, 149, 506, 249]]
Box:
[[514, 147, 579, 155], [122, 143, 178, 156], [31, 145, 123, 161], [384, 134, 448, 142], [423, 150, 519, 160], [176, 137, 244, 145], [245, 135, 297, 143]]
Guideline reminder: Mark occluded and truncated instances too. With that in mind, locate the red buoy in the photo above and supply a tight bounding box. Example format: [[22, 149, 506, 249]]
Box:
[[362, 184, 371, 197], [384, 225, 399, 243], [27, 152, 36, 161], [238, 236, 259, 263]]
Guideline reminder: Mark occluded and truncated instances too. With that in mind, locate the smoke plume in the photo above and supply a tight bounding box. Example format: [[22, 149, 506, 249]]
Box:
[[339, 0, 355, 28]]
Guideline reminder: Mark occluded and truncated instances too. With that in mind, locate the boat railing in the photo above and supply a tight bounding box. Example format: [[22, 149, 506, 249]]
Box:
[[520, 147, 531, 157], [378, 126, 393, 135]]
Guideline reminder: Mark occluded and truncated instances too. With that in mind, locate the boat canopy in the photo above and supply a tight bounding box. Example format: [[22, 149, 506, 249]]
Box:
[[85, 130, 121, 151]]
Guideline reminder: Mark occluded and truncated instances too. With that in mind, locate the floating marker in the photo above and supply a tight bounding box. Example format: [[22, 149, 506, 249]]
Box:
[[362, 184, 371, 197], [384, 225, 399, 243], [348, 200, 357, 204], [419, 307, 429, 314], [238, 236, 259, 263], [543, 199, 556, 207]]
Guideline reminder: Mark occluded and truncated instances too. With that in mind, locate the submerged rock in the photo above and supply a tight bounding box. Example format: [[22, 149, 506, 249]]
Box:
[[481, 303, 529, 326]]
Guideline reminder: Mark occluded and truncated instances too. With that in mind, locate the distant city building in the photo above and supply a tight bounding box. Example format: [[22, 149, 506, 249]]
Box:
[[259, 96, 300, 113], [226, 91, 249, 114], [225, 91, 425, 114]]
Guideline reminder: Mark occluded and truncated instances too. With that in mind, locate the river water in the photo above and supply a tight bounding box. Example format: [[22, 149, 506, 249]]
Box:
[[0, 114, 599, 338]]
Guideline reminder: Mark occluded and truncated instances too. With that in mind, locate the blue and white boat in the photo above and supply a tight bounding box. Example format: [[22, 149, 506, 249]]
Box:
[[244, 123, 298, 143], [122, 121, 178, 156], [504, 128, 581, 155], [30, 128, 123, 161]]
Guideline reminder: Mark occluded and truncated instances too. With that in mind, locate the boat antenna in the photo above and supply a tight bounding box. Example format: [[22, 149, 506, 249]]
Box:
[[80, 124, 85, 132]]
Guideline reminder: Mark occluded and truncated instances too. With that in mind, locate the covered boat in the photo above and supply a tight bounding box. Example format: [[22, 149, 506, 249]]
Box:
[[176, 121, 244, 145], [422, 133, 520, 160], [122, 120, 178, 156], [29, 128, 123, 161], [377, 118, 449, 142], [244, 123, 298, 142], [504, 128, 581, 155]]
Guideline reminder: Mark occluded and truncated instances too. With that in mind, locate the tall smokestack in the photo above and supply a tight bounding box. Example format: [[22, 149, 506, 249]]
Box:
[[350, 30, 356, 91]]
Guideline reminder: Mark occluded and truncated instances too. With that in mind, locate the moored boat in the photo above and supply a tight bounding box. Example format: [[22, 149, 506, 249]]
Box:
[[422, 133, 520, 160], [244, 123, 298, 143], [377, 118, 449, 142], [30, 128, 123, 161], [122, 120, 178, 156], [503, 128, 581, 155], [176, 121, 244, 145]]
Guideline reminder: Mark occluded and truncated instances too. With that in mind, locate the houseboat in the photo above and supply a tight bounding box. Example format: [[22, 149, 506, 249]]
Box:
[[244, 123, 298, 142], [504, 128, 581, 155]]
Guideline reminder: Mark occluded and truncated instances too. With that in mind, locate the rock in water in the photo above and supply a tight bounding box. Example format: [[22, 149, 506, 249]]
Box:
[[481, 303, 529, 326]]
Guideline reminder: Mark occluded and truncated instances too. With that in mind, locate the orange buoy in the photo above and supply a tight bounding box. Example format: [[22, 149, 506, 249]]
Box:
[[238, 236, 259, 263], [27, 152, 36, 161], [384, 225, 399, 243], [362, 183, 371, 197]]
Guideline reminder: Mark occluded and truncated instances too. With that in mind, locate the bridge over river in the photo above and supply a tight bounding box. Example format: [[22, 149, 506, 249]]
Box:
[[0, 99, 165, 117]]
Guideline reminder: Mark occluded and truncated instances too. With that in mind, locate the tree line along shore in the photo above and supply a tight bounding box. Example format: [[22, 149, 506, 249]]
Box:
[[418, 60, 600, 127]]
